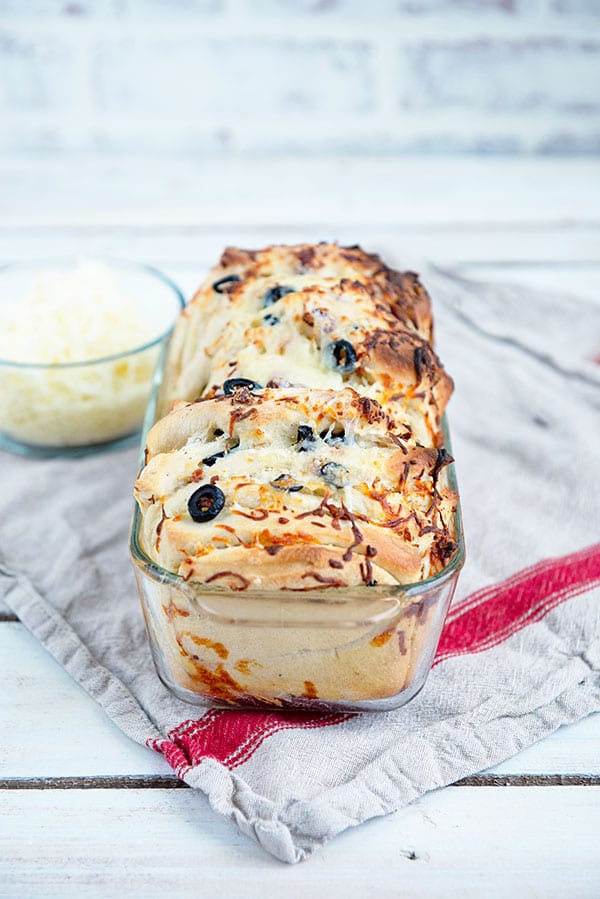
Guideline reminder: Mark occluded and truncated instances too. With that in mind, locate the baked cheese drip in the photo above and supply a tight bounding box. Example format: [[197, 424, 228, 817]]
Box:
[[159, 243, 449, 445], [135, 388, 457, 590]]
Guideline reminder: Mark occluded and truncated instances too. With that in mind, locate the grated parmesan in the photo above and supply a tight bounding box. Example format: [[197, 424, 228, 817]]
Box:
[[0, 261, 161, 448]]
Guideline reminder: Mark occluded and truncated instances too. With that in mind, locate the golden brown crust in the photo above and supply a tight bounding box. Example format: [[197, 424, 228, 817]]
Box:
[[158, 242, 440, 427], [141, 242, 457, 592], [216, 243, 434, 340], [135, 387, 457, 590]]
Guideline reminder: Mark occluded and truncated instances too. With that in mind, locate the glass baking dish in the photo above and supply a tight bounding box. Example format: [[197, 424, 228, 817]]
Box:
[[130, 344, 465, 713]]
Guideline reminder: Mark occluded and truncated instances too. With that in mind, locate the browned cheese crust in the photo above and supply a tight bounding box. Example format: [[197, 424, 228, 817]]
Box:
[[135, 387, 457, 590], [159, 242, 448, 444]]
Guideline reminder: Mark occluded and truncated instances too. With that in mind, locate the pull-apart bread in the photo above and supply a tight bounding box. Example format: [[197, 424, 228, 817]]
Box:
[[136, 386, 457, 590], [158, 243, 450, 445], [138, 242, 457, 590], [133, 243, 458, 704]]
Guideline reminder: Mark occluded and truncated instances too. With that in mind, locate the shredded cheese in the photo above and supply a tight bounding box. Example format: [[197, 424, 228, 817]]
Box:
[[0, 261, 160, 447]]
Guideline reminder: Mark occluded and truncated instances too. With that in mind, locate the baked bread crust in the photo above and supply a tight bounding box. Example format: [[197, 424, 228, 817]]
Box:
[[143, 242, 457, 588], [159, 243, 441, 432], [198, 281, 451, 445], [136, 385, 457, 589]]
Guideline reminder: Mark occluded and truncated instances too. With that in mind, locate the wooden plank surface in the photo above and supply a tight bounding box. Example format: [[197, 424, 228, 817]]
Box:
[[1, 622, 599, 781], [1, 786, 599, 898], [2, 158, 599, 892], [0, 624, 169, 779]]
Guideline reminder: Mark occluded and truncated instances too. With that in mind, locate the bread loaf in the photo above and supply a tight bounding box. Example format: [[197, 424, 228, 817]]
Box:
[[139, 242, 456, 583], [133, 243, 458, 705], [159, 243, 449, 445]]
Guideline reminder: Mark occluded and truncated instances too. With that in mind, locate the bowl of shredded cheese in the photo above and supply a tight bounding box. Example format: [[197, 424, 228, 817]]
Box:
[[0, 258, 184, 456]]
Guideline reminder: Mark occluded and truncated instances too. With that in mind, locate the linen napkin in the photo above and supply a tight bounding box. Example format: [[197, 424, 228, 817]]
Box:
[[1, 269, 599, 864]]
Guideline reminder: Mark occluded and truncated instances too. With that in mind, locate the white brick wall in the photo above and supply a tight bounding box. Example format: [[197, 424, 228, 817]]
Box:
[[0, 0, 598, 156]]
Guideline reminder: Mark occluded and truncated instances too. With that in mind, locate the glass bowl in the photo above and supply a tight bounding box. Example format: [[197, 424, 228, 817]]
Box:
[[0, 258, 184, 457], [130, 350, 465, 713]]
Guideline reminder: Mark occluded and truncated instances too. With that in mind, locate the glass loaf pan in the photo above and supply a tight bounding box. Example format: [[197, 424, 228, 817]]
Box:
[[129, 344, 465, 713]]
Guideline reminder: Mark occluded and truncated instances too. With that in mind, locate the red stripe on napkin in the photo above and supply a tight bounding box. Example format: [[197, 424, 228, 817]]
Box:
[[150, 711, 352, 777], [150, 542, 600, 775], [434, 541, 600, 664]]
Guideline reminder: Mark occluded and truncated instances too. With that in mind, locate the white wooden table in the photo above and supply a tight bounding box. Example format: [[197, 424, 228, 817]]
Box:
[[1, 157, 599, 898]]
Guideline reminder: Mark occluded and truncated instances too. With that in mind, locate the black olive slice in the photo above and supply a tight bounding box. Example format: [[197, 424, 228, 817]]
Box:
[[188, 484, 225, 522], [326, 339, 357, 374], [202, 450, 225, 468], [263, 285, 295, 307], [320, 462, 349, 488], [296, 425, 315, 451], [213, 274, 241, 293], [263, 313, 280, 326], [203, 436, 240, 466], [271, 474, 303, 493], [223, 377, 263, 395], [319, 425, 345, 445]]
